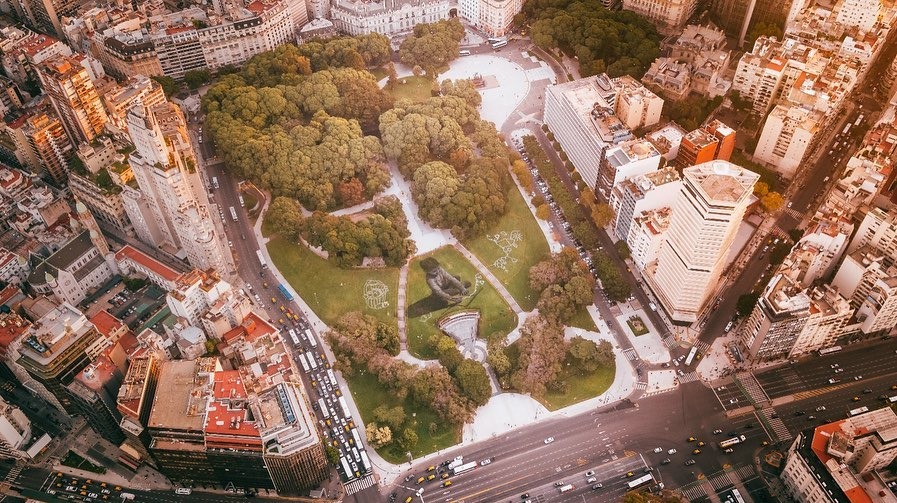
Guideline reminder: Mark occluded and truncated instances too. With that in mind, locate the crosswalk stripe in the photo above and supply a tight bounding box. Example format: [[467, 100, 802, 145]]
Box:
[[635, 382, 648, 391], [678, 372, 700, 383], [344, 474, 375, 495]]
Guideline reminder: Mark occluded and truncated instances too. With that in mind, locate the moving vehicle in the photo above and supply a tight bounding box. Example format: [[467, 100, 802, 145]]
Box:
[[544, 437, 554, 444], [453, 461, 476, 475], [230, 206, 238, 221], [719, 435, 747, 449], [175, 488, 192, 495], [491, 40, 508, 50], [627, 473, 654, 489], [559, 484, 574, 493], [459, 50, 471, 56]]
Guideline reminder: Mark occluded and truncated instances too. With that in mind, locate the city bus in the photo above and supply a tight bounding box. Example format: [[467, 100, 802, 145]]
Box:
[[327, 369, 338, 387], [278, 284, 294, 301], [297, 352, 310, 373], [719, 435, 746, 449], [360, 451, 371, 472], [338, 396, 351, 417], [684, 346, 698, 366], [340, 457, 355, 480], [849, 406, 869, 416], [307, 351, 319, 370], [319, 398, 330, 418], [288, 329, 300, 345], [627, 473, 654, 490], [491, 40, 508, 50], [230, 206, 238, 221], [352, 428, 363, 446], [256, 250, 267, 269], [307, 329, 318, 348], [818, 346, 843, 356]]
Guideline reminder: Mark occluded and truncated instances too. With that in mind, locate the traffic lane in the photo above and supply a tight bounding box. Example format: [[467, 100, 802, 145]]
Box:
[[713, 384, 752, 411], [774, 374, 897, 432]]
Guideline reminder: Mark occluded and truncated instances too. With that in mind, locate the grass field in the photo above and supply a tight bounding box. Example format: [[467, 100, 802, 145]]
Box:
[[387, 76, 434, 102], [463, 186, 550, 312], [346, 368, 459, 463], [568, 306, 598, 332], [406, 246, 517, 359], [266, 237, 399, 328], [542, 361, 615, 410], [626, 315, 649, 336], [369, 67, 389, 82]]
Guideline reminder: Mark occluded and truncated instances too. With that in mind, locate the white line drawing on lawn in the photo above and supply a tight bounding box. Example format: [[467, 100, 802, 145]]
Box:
[[363, 279, 390, 310], [488, 230, 522, 272]]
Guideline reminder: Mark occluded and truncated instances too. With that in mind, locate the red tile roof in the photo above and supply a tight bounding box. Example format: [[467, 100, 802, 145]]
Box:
[[90, 310, 124, 338], [115, 245, 181, 282]]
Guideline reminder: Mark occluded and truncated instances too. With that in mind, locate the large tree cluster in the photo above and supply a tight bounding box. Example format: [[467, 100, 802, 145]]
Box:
[[429, 333, 492, 406], [380, 89, 511, 237], [529, 248, 595, 324], [399, 19, 465, 74], [521, 0, 661, 77], [204, 40, 395, 211], [327, 312, 478, 430], [303, 196, 416, 267]]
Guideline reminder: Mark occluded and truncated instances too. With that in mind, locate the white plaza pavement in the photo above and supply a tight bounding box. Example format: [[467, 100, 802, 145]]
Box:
[[615, 308, 671, 364], [393, 54, 546, 128]]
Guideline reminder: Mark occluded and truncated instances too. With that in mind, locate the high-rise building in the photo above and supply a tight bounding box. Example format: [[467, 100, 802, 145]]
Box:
[[19, 0, 90, 39], [650, 160, 759, 322], [597, 139, 661, 196], [753, 104, 822, 177], [36, 55, 108, 144], [0, 396, 32, 459], [834, 0, 880, 32], [116, 355, 159, 470], [21, 110, 73, 185], [676, 120, 737, 168], [15, 303, 124, 443], [711, 0, 806, 47], [460, 0, 524, 37], [122, 99, 228, 272], [609, 166, 681, 244]]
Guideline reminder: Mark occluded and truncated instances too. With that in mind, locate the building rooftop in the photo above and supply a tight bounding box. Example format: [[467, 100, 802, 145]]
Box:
[[115, 245, 181, 282], [89, 310, 124, 339], [116, 355, 155, 420], [19, 303, 94, 365], [147, 359, 215, 432], [685, 160, 759, 204]]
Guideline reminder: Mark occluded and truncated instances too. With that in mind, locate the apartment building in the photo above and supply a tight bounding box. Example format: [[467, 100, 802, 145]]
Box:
[[544, 74, 634, 191], [18, 111, 73, 185], [835, 0, 881, 32], [628, 207, 673, 272], [36, 55, 108, 144], [166, 268, 249, 333], [115, 355, 159, 470], [754, 104, 822, 177], [597, 139, 661, 197], [649, 160, 759, 322], [782, 408, 897, 502], [614, 75, 664, 131], [102, 76, 167, 134], [622, 0, 697, 30], [609, 165, 681, 243], [460, 0, 523, 37]]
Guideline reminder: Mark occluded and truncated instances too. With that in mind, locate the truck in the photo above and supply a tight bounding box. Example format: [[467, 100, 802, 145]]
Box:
[[559, 484, 575, 493]]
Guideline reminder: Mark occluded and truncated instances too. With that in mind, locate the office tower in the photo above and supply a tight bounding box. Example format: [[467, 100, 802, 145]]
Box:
[[36, 55, 108, 144], [651, 160, 759, 322]]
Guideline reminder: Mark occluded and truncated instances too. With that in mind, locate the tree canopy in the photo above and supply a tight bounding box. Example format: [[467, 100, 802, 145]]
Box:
[[204, 39, 396, 211], [522, 0, 661, 77], [399, 19, 465, 74], [529, 248, 595, 323]]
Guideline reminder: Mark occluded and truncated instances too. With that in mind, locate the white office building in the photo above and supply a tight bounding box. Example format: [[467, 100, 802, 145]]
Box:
[[649, 160, 759, 322]]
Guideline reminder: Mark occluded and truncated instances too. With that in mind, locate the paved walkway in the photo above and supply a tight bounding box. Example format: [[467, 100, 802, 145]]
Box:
[[397, 264, 409, 351], [453, 241, 523, 314]]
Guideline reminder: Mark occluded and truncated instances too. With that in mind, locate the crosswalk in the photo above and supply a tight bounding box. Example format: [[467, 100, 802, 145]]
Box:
[[623, 348, 639, 361], [736, 372, 770, 404], [681, 483, 707, 500], [761, 408, 792, 442], [663, 335, 678, 348], [693, 341, 710, 354], [707, 471, 736, 491], [635, 381, 648, 391], [4, 461, 23, 483], [735, 464, 757, 480], [782, 207, 803, 220], [678, 372, 700, 383], [344, 475, 375, 495]]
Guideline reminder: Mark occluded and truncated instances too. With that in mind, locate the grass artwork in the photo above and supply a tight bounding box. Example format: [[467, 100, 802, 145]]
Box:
[[626, 315, 649, 336], [405, 246, 517, 359]]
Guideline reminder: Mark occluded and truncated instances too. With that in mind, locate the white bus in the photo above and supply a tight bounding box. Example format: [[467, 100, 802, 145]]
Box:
[[849, 406, 869, 416], [338, 396, 351, 417], [239, 195, 245, 207], [288, 329, 300, 345], [351, 428, 363, 446], [491, 40, 508, 50], [360, 450, 371, 472], [297, 353, 310, 372], [307, 351, 319, 370], [627, 473, 654, 490], [257, 250, 267, 269], [684, 346, 698, 366], [319, 398, 330, 418], [818, 345, 843, 356], [229, 206, 238, 221], [719, 435, 746, 449], [453, 461, 476, 475], [307, 329, 317, 348], [327, 369, 338, 387], [340, 457, 355, 480]]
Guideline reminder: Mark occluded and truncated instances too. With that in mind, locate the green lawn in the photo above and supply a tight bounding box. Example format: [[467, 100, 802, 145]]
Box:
[[346, 368, 459, 463], [626, 315, 649, 336], [567, 306, 598, 332], [463, 186, 550, 311], [406, 246, 517, 359], [369, 67, 389, 81], [266, 237, 399, 328], [542, 361, 616, 410], [387, 76, 433, 102]]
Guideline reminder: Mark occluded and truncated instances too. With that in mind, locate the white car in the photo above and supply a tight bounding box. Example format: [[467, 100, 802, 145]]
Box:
[[480, 458, 492, 466], [653, 447, 663, 453], [544, 437, 555, 444], [667, 448, 677, 455], [585, 470, 595, 477]]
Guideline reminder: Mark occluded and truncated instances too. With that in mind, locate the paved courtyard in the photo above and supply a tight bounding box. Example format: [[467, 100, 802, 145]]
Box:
[[615, 308, 671, 364]]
